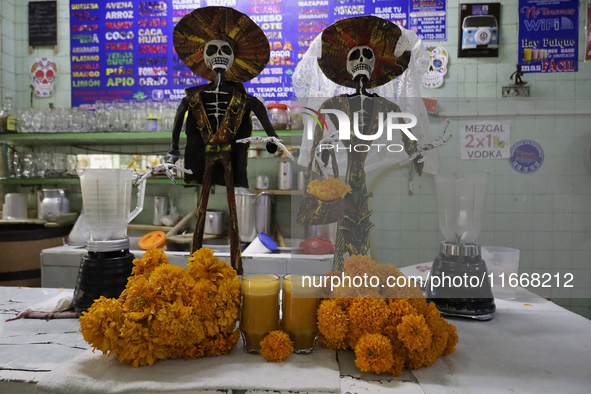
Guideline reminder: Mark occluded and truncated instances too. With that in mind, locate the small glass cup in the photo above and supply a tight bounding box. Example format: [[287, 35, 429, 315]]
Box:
[[239, 274, 280, 353], [281, 275, 320, 354]]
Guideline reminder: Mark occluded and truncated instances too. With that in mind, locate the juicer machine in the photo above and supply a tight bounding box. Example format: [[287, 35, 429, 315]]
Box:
[[72, 164, 190, 312], [425, 172, 496, 321]]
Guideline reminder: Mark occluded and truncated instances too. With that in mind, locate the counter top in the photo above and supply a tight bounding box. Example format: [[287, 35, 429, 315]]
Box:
[[1, 286, 590, 393]]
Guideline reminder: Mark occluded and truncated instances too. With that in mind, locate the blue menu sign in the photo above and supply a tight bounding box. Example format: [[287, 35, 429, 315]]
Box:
[[518, 0, 579, 73], [69, 1, 446, 108], [409, 0, 446, 41]]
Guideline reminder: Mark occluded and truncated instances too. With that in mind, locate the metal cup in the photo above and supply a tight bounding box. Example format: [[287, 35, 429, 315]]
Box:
[[256, 175, 269, 190], [278, 161, 292, 190]]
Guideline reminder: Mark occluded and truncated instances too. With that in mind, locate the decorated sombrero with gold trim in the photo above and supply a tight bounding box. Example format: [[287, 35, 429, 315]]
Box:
[[319, 16, 411, 89], [173, 6, 269, 83]]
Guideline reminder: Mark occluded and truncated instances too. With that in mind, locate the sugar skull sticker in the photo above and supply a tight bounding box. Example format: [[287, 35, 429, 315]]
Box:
[[31, 57, 57, 98], [422, 46, 448, 89]]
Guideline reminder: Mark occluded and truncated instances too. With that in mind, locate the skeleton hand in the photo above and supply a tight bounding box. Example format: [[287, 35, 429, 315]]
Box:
[[133, 163, 193, 186], [236, 136, 294, 161], [165, 149, 181, 164], [398, 119, 452, 166]]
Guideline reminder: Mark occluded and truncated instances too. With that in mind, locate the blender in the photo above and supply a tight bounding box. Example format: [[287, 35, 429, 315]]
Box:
[[425, 172, 496, 321], [72, 169, 147, 312]]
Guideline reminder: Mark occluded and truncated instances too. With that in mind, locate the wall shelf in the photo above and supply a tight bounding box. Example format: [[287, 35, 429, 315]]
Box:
[[254, 189, 303, 195], [0, 129, 301, 147], [0, 177, 186, 186]]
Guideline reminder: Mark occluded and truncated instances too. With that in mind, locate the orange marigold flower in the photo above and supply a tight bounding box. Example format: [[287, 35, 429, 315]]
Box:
[[424, 302, 442, 331], [149, 264, 196, 304], [389, 353, 405, 377], [79, 296, 123, 355], [406, 296, 428, 315], [343, 254, 379, 279], [202, 330, 240, 357], [348, 298, 390, 337], [408, 347, 438, 370], [429, 321, 450, 359], [260, 330, 293, 362], [443, 321, 458, 356], [120, 276, 162, 314], [307, 176, 351, 201], [397, 314, 432, 352], [317, 299, 349, 350], [152, 300, 205, 347], [354, 333, 394, 374], [117, 318, 167, 367], [213, 276, 241, 331], [187, 248, 234, 284], [131, 247, 169, 278], [382, 299, 417, 339]]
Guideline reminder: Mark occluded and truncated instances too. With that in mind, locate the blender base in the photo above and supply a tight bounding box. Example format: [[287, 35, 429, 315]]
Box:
[[426, 244, 496, 321], [72, 249, 135, 313]]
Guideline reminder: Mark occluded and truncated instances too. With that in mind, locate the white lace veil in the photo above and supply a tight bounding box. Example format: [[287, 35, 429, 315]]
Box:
[[293, 26, 437, 175]]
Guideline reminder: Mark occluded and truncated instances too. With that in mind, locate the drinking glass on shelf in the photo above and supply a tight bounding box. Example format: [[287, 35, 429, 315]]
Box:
[[116, 100, 131, 132], [32, 110, 45, 133], [20, 153, 34, 178], [34, 153, 50, 178], [54, 108, 69, 133], [46, 109, 59, 133], [130, 100, 146, 131], [54, 153, 68, 176], [66, 154, 78, 176], [9, 151, 21, 178]]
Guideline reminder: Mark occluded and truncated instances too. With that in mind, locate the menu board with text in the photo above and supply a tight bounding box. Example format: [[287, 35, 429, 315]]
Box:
[[70, 0, 444, 108]]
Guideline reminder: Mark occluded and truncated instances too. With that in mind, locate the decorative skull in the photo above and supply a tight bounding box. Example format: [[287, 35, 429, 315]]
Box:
[[422, 45, 448, 89], [203, 39, 234, 71], [30, 57, 57, 98], [346, 45, 375, 80]]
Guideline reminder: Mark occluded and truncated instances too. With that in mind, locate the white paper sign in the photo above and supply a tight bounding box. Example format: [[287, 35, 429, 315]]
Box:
[[460, 121, 511, 159]]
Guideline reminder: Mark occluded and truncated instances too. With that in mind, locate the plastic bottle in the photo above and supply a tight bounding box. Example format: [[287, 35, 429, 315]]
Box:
[[0, 94, 16, 133]]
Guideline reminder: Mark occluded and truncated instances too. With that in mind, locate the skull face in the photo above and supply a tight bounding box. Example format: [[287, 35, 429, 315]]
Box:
[[422, 45, 448, 89], [203, 40, 234, 71], [346, 45, 375, 80], [30, 57, 57, 98]]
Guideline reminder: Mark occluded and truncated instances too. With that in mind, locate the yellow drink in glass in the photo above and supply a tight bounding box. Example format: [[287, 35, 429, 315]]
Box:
[[240, 274, 280, 353], [281, 275, 320, 353]]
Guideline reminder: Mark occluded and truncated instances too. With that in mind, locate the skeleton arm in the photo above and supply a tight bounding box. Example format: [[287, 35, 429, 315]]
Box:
[[248, 96, 279, 154], [398, 119, 452, 165], [165, 97, 189, 163], [133, 163, 193, 186]]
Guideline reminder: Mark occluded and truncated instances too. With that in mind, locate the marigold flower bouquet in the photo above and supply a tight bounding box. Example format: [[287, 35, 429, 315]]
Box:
[[79, 247, 240, 367], [307, 176, 352, 202], [317, 254, 458, 376]]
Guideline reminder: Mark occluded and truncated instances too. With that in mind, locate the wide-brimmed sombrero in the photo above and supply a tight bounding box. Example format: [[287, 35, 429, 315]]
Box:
[[173, 6, 269, 83], [319, 16, 411, 89]]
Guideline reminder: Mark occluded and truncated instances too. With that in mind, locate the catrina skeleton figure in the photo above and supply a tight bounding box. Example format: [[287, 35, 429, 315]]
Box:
[[303, 16, 450, 270], [167, 7, 281, 275]]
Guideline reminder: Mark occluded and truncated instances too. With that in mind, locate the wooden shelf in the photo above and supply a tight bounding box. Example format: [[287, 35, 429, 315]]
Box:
[[0, 130, 302, 146]]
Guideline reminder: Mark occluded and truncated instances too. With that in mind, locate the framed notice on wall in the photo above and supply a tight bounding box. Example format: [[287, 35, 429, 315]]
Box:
[[458, 3, 501, 58], [29, 1, 58, 47], [518, 0, 579, 73]]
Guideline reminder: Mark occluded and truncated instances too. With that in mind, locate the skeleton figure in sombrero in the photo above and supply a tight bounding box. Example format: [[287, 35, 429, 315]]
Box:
[[166, 7, 281, 275], [294, 16, 450, 271]]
